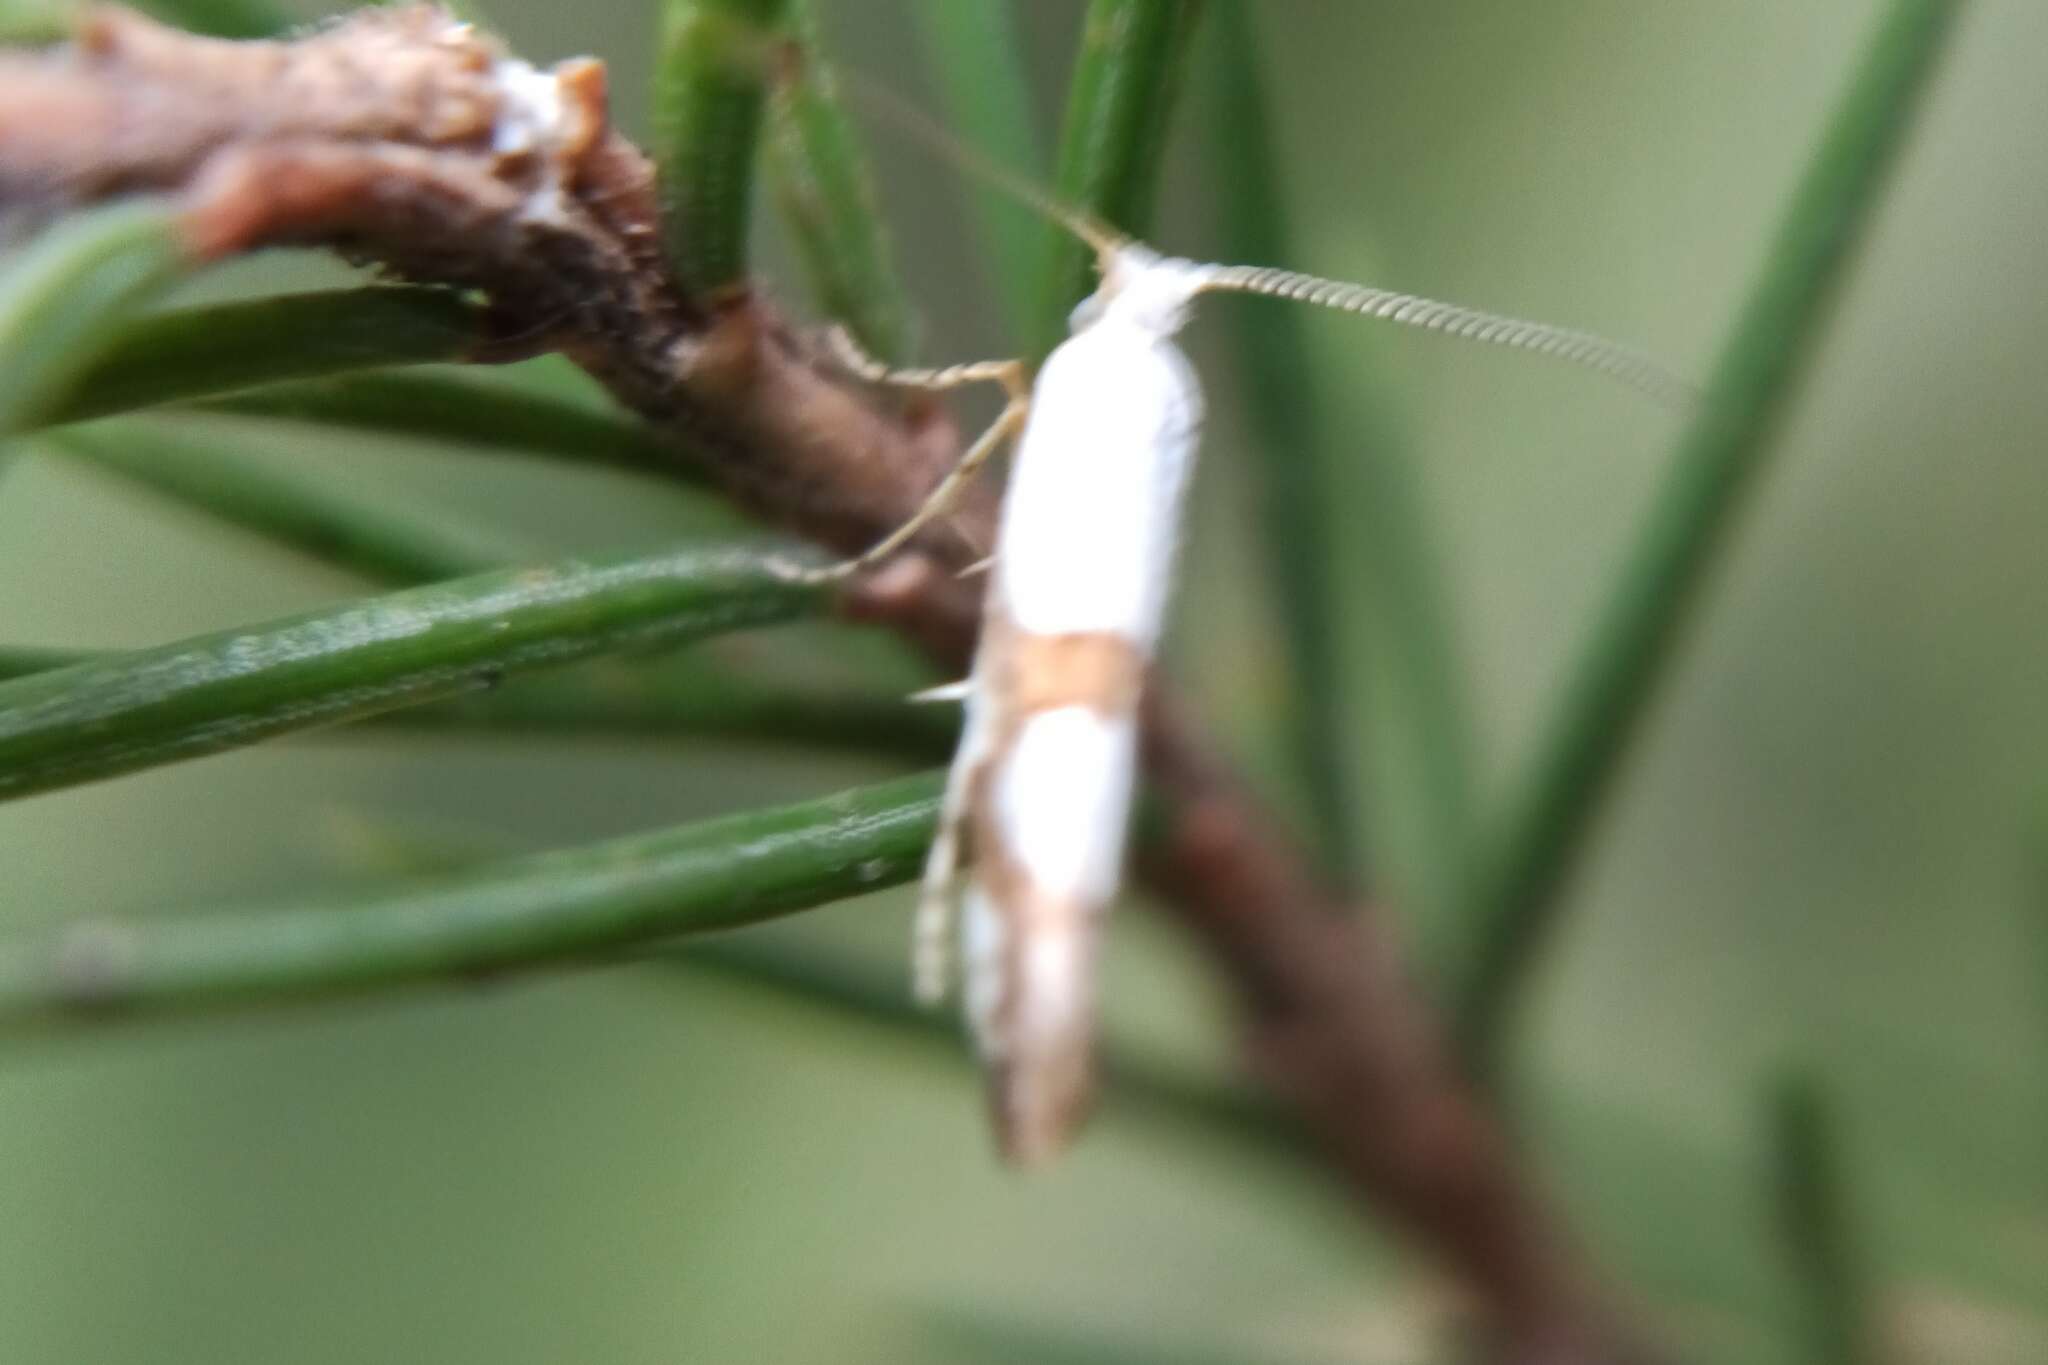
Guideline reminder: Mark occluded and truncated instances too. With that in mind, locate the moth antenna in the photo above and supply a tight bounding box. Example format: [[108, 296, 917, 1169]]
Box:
[[1198, 264, 1696, 410], [829, 64, 1127, 263]]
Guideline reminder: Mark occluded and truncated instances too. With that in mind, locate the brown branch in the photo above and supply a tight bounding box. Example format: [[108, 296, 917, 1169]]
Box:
[[0, 10, 1649, 1361], [1141, 699, 1653, 1364]]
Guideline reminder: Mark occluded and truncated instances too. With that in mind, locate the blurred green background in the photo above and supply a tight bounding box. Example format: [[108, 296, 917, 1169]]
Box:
[[0, 2, 2043, 1362]]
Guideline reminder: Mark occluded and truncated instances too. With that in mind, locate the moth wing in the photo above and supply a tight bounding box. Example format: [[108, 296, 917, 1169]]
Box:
[[965, 701, 1140, 1165]]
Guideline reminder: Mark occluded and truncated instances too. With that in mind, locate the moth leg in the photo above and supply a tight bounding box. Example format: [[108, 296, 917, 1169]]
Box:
[[912, 834, 961, 1005], [909, 679, 973, 704], [913, 650, 1004, 1006], [913, 737, 986, 1005], [802, 331, 1031, 583], [824, 324, 1021, 396]]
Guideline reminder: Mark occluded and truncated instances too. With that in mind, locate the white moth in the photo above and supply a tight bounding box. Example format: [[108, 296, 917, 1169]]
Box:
[[818, 119, 1691, 1167], [921, 243, 1210, 1167]]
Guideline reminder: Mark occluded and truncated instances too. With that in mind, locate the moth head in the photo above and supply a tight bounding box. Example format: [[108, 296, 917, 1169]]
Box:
[[1075, 244, 1212, 338]]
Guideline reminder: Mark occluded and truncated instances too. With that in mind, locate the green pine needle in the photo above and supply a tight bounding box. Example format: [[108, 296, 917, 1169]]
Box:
[[0, 200, 192, 438], [0, 541, 829, 802], [1452, 0, 1963, 1072], [0, 772, 942, 1038], [654, 0, 794, 297]]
